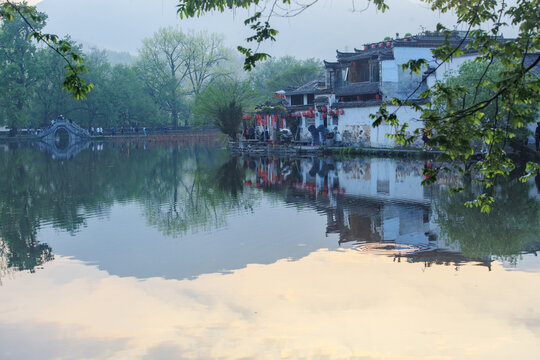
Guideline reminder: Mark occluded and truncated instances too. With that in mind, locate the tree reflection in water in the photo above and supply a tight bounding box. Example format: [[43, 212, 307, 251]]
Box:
[[0, 144, 538, 277], [0, 143, 257, 276], [434, 176, 540, 263]]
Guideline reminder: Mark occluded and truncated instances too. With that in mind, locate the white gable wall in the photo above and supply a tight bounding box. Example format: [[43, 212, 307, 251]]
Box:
[[337, 105, 423, 148]]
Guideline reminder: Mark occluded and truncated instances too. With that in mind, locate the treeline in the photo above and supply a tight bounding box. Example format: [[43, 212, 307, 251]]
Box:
[[0, 5, 323, 131]]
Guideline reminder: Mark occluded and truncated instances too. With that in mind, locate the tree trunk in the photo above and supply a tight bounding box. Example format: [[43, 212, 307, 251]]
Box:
[[172, 108, 179, 128]]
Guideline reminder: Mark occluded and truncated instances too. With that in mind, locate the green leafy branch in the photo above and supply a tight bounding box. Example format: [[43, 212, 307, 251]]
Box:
[[0, 1, 92, 99]]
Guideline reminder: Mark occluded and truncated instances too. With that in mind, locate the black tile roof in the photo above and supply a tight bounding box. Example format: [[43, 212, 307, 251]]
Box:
[[336, 47, 394, 62], [284, 77, 326, 95], [334, 82, 380, 96]]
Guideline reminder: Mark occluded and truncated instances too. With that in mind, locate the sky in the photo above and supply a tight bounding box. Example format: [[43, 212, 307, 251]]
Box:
[[31, 0, 471, 62]]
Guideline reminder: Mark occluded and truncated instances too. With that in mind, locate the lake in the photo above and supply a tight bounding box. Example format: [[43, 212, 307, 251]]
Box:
[[1, 141, 539, 359]]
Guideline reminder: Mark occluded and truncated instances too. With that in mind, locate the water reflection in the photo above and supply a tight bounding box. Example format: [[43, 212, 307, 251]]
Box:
[[0, 144, 539, 280], [0, 143, 247, 278], [2, 252, 540, 360], [241, 155, 540, 269]]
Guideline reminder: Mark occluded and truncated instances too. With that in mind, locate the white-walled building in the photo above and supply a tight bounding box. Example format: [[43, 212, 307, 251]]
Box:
[[282, 31, 520, 147]]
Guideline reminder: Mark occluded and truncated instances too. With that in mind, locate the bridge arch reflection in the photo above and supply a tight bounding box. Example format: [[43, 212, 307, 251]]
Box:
[[37, 120, 90, 160]]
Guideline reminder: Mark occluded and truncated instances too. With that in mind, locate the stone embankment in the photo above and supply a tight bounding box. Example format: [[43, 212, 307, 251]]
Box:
[[101, 130, 221, 145], [229, 140, 442, 159], [1, 129, 222, 144]]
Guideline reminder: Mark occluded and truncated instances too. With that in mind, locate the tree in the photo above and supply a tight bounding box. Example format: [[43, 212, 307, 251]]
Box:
[[193, 77, 254, 139], [137, 27, 189, 128], [0, 1, 92, 99], [70, 49, 114, 128], [439, 59, 535, 148], [0, 4, 44, 130], [107, 64, 164, 128], [29, 43, 76, 126], [183, 31, 230, 95], [250, 56, 323, 103], [137, 27, 230, 127]]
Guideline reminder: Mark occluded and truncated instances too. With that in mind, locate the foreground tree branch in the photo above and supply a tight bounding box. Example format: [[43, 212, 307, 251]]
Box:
[[0, 1, 92, 99]]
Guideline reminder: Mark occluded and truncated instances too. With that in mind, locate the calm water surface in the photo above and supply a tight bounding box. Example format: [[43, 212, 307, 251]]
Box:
[[1, 142, 539, 359]]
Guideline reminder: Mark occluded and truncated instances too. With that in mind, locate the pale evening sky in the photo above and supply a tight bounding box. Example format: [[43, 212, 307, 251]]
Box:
[[31, 0, 516, 62]]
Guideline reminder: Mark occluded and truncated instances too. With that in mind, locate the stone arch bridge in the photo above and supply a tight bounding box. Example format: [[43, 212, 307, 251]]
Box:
[[37, 120, 90, 160]]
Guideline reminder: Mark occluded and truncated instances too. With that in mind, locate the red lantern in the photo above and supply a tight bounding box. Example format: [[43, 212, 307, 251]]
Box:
[[387, 41, 391, 46], [371, 44, 376, 49], [322, 107, 327, 112], [340, 109, 344, 115], [375, 94, 380, 100], [323, 113, 327, 118], [404, 38, 408, 42], [275, 93, 279, 97], [309, 107, 313, 112], [364, 45, 368, 50], [379, 43, 383, 47], [281, 94, 285, 98]]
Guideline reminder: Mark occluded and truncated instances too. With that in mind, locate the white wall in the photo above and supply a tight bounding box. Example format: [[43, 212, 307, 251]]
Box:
[[381, 59, 398, 82], [336, 105, 423, 147], [300, 157, 428, 204], [393, 47, 435, 66], [381, 47, 435, 83], [298, 105, 423, 147]]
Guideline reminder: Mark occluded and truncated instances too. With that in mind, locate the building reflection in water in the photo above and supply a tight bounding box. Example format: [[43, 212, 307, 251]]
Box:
[[241, 155, 539, 271]]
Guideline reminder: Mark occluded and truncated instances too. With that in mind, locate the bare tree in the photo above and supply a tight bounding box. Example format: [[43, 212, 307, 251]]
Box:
[[137, 27, 230, 127]]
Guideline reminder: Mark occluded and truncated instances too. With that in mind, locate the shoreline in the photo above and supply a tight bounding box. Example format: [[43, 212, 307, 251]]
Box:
[[229, 139, 540, 161], [229, 140, 442, 159], [0, 129, 222, 144]]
